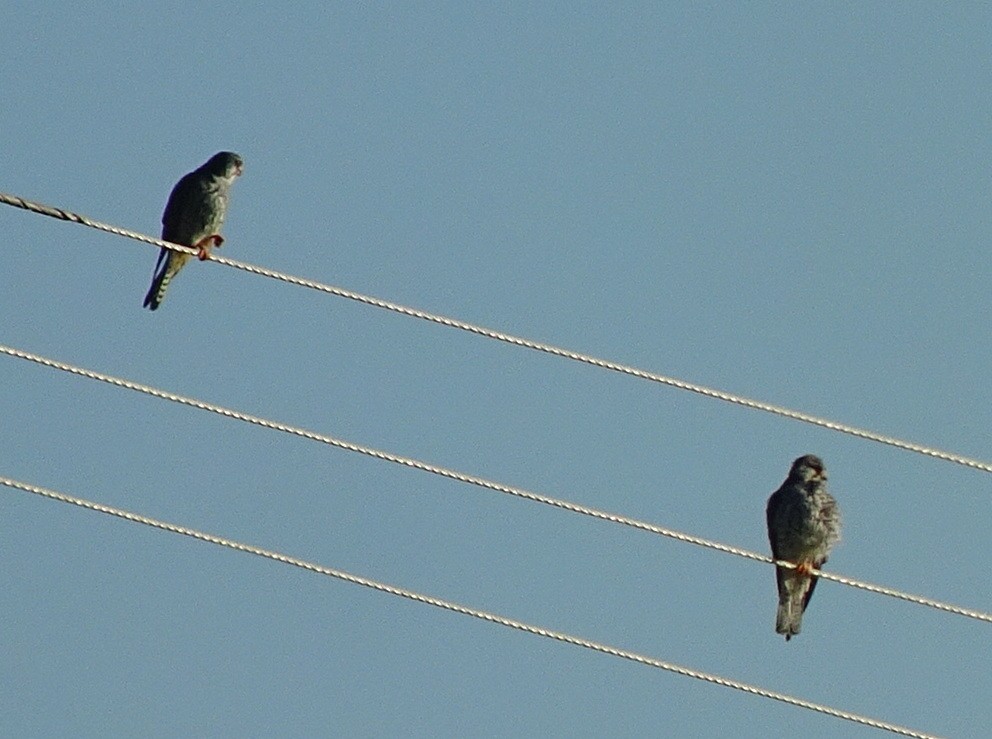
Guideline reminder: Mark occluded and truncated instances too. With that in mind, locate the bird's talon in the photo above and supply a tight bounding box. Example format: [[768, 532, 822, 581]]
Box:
[[193, 234, 224, 261]]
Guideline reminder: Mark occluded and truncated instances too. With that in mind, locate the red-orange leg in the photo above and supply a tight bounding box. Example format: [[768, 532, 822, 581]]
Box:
[[195, 234, 224, 261]]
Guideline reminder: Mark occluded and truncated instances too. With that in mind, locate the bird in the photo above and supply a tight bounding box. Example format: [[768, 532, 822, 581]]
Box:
[[143, 151, 244, 310], [765, 454, 841, 641]]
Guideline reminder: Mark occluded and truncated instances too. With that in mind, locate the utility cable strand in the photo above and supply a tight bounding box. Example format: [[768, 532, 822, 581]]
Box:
[[0, 475, 942, 739], [1, 190, 989, 474], [2, 342, 989, 626]]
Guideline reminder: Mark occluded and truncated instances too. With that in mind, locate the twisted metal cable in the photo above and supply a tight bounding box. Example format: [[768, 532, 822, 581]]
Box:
[[2, 342, 989, 628], [1, 190, 989, 474], [0, 475, 941, 739]]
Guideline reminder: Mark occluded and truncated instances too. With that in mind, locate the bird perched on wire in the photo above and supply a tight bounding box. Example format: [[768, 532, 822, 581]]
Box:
[[765, 454, 841, 641], [143, 151, 244, 310]]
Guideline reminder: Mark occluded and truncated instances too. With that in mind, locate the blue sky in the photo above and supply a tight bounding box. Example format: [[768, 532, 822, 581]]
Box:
[[2, 3, 991, 737]]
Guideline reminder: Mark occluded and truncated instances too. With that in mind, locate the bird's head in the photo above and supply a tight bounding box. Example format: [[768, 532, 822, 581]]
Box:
[[203, 151, 244, 180], [788, 454, 827, 484]]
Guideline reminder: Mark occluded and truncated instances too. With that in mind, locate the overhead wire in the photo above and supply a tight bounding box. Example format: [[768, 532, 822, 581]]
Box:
[[0, 474, 942, 739], [1, 190, 990, 475], [2, 341, 989, 627]]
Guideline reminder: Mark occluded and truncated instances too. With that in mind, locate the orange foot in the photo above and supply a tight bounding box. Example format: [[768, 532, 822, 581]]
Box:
[[195, 234, 224, 261], [795, 562, 813, 576]]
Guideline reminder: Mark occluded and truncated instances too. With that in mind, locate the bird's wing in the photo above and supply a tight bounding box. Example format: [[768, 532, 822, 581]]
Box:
[[799, 574, 818, 613], [765, 490, 785, 558], [151, 246, 169, 276], [160, 171, 201, 244]]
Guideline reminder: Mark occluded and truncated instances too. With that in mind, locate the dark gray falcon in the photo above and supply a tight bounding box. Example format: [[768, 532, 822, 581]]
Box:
[[765, 454, 841, 641], [143, 151, 244, 310]]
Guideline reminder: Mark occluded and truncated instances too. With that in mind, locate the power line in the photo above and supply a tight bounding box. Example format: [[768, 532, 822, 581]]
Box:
[[0, 474, 942, 739], [3, 341, 988, 627], [1, 190, 989, 475]]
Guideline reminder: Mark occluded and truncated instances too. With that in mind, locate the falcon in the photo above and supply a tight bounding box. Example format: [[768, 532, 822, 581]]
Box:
[[143, 151, 244, 310], [765, 454, 841, 641]]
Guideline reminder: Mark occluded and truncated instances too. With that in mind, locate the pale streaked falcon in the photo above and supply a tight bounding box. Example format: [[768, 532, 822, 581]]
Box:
[[765, 454, 841, 641]]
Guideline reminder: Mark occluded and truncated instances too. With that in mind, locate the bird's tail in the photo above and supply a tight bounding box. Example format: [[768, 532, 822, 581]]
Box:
[[143, 255, 186, 310], [775, 594, 803, 641], [775, 569, 813, 641]]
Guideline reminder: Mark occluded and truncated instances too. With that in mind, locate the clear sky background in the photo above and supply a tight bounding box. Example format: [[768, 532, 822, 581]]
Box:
[[2, 4, 990, 738]]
